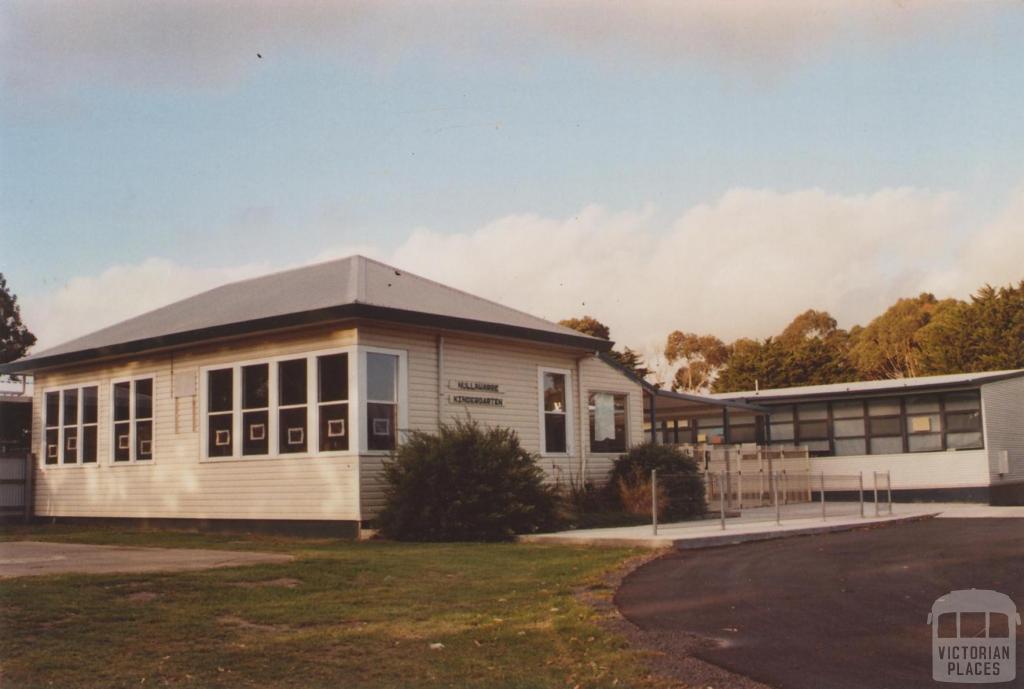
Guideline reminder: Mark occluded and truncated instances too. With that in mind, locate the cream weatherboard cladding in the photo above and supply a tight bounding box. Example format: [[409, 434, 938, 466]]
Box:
[[30, 322, 645, 522]]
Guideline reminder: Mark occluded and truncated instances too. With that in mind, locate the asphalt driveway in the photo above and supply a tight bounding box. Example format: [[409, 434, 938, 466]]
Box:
[[0, 541, 292, 578], [616, 518, 1024, 689]]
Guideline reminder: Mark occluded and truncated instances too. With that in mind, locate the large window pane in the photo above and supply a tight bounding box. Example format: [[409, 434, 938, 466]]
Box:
[[589, 393, 626, 453], [136, 420, 153, 460], [45, 429, 59, 464], [367, 353, 397, 402], [869, 417, 901, 437], [113, 382, 131, 422], [279, 407, 308, 454], [770, 422, 795, 441], [909, 434, 942, 452], [278, 359, 307, 406], [45, 392, 59, 427], [906, 395, 939, 414], [319, 403, 349, 452], [729, 424, 757, 443], [242, 410, 268, 455], [114, 422, 131, 461], [207, 414, 233, 457], [135, 379, 153, 420], [62, 427, 78, 464], [944, 391, 980, 411], [544, 413, 567, 453], [318, 354, 348, 402], [947, 432, 983, 450], [946, 411, 981, 433], [62, 389, 78, 426], [870, 436, 904, 454], [831, 400, 864, 419], [868, 399, 901, 416], [367, 402, 396, 451], [833, 418, 865, 437], [798, 420, 829, 439], [82, 426, 97, 463], [543, 372, 566, 413], [796, 402, 828, 420], [242, 364, 269, 410], [908, 413, 941, 434], [208, 369, 233, 412], [834, 437, 867, 456], [768, 406, 793, 422], [82, 386, 98, 424]]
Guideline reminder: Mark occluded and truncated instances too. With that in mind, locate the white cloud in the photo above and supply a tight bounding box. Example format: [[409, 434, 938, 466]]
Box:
[[21, 184, 1023, 386], [22, 258, 271, 352]]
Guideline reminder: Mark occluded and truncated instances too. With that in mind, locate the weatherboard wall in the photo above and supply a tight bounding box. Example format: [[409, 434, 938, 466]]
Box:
[[31, 325, 362, 522], [29, 321, 643, 522]]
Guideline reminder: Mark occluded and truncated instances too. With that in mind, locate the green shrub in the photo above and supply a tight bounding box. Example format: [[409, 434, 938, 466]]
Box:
[[377, 420, 562, 541], [609, 444, 706, 520]]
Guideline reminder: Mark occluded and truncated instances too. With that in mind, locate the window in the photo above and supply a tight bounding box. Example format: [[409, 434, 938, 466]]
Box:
[[867, 398, 903, 455], [43, 385, 99, 466], [943, 391, 983, 449], [796, 403, 830, 454], [278, 359, 308, 454], [832, 400, 866, 456], [906, 395, 942, 452], [203, 347, 404, 458], [541, 370, 569, 454], [241, 364, 269, 456], [727, 411, 758, 444], [112, 378, 154, 462], [589, 392, 627, 453], [768, 406, 794, 442], [318, 354, 348, 452], [696, 415, 724, 444], [206, 368, 234, 458], [366, 352, 398, 451]]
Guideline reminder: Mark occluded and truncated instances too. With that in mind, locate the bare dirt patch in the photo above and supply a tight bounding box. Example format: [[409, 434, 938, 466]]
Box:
[[232, 577, 301, 589]]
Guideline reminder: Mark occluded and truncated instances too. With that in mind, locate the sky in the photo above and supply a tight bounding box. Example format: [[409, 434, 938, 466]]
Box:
[[2, 1, 1024, 379]]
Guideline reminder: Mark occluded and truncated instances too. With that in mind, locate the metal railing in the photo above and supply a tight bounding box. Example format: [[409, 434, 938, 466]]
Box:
[[651, 469, 893, 534]]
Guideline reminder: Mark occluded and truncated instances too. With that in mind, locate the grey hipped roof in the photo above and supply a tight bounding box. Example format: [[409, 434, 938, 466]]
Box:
[[711, 369, 1024, 403], [2, 255, 611, 374]]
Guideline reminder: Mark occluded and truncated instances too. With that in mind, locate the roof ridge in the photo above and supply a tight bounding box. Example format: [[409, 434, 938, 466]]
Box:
[[358, 255, 598, 340]]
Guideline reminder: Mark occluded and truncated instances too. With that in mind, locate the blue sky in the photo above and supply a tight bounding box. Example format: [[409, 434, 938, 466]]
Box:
[[2, 1, 1023, 372]]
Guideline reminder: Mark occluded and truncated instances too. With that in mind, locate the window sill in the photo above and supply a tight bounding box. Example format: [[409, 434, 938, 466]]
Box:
[[109, 461, 156, 467]]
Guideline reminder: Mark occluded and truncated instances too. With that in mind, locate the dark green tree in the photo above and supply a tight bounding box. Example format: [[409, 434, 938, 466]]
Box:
[[0, 273, 36, 364]]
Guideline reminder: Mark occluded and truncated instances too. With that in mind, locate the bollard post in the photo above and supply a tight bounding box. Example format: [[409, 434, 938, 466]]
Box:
[[873, 472, 879, 517], [820, 472, 826, 521], [859, 472, 865, 518], [774, 471, 781, 525], [651, 469, 658, 536], [719, 472, 726, 530], [738, 471, 744, 511], [887, 472, 893, 515]]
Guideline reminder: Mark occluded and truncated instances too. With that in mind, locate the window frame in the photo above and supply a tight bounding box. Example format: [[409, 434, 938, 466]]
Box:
[[109, 375, 156, 464], [538, 366, 574, 457], [199, 345, 407, 461], [40, 382, 102, 469], [587, 390, 629, 455]]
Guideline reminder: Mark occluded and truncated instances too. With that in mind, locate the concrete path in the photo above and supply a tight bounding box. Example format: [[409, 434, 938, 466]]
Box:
[[0, 541, 293, 578], [521, 502, 1024, 549]]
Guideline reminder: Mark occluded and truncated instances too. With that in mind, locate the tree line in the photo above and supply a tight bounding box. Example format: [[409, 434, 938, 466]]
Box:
[[562, 279, 1024, 394]]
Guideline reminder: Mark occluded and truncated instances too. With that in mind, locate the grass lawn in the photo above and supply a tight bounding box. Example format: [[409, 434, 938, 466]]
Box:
[[0, 526, 666, 689]]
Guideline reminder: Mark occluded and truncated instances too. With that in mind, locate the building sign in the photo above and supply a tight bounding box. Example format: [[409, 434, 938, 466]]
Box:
[[450, 394, 504, 407], [450, 380, 501, 393], [448, 381, 503, 407]]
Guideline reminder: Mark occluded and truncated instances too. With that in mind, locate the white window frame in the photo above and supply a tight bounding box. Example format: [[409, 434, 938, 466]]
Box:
[[40, 382, 101, 469], [199, 345, 407, 461], [538, 366, 574, 457], [358, 346, 409, 454], [587, 390, 630, 455], [109, 375, 156, 465]]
